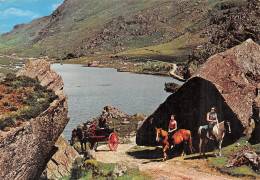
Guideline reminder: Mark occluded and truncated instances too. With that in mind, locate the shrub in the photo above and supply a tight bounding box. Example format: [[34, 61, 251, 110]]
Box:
[[0, 74, 57, 130], [10, 106, 18, 111], [70, 157, 84, 180], [0, 117, 15, 130]]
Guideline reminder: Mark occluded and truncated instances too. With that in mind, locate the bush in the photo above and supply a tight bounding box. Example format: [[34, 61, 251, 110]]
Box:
[[70, 157, 84, 180], [0, 93, 3, 100], [10, 106, 18, 111], [0, 117, 15, 130], [0, 75, 57, 130]]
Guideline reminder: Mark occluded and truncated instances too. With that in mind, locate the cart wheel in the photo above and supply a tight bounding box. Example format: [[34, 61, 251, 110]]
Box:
[[109, 133, 118, 151]]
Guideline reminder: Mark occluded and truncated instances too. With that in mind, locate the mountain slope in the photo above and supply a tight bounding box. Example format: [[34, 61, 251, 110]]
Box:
[[0, 0, 259, 76]]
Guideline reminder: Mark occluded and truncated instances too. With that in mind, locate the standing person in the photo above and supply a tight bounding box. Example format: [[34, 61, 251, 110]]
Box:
[[168, 114, 177, 140], [207, 107, 218, 140], [99, 114, 107, 128]]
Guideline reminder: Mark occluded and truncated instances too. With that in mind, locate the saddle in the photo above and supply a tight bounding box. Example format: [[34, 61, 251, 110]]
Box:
[[201, 125, 209, 130]]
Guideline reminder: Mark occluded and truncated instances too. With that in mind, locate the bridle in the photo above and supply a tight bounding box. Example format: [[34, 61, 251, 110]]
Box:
[[224, 121, 231, 134]]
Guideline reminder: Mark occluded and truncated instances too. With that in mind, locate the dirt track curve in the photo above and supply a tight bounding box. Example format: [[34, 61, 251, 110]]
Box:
[[95, 137, 242, 180]]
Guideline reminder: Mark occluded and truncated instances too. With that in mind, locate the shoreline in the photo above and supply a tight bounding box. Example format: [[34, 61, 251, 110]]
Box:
[[55, 59, 187, 84]]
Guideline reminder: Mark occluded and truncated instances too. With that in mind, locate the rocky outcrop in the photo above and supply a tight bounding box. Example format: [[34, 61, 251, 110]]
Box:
[[41, 135, 80, 180], [16, 60, 64, 95], [137, 39, 260, 147], [0, 60, 69, 180], [0, 73, 4, 82]]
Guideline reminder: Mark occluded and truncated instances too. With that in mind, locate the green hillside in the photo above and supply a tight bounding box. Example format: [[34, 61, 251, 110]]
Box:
[[0, 0, 259, 76]]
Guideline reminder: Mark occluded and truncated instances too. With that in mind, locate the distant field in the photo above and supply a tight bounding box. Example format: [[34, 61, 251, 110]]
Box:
[[0, 57, 24, 74]]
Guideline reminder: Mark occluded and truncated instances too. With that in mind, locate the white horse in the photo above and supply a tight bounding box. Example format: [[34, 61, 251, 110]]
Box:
[[198, 121, 231, 157]]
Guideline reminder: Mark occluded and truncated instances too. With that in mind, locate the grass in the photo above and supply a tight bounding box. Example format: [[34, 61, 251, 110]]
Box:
[[0, 73, 57, 130], [209, 136, 260, 178], [59, 157, 151, 180], [0, 57, 24, 74], [116, 32, 207, 62]]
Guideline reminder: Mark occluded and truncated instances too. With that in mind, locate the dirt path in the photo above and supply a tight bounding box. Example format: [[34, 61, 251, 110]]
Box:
[[168, 64, 186, 82], [95, 137, 241, 180]]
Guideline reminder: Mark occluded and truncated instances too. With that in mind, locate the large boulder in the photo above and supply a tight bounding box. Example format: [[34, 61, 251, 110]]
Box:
[[41, 135, 80, 180], [137, 39, 260, 147], [0, 60, 69, 179]]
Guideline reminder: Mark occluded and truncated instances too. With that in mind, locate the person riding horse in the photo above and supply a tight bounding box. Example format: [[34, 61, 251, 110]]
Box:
[[168, 114, 177, 142], [207, 107, 218, 140]]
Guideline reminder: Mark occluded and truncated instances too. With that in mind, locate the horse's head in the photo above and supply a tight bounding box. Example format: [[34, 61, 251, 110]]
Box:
[[76, 128, 83, 139], [224, 121, 231, 134], [155, 127, 162, 142], [72, 129, 77, 137]]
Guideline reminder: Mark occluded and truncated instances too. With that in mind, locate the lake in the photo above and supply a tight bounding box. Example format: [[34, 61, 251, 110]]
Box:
[[51, 64, 183, 140]]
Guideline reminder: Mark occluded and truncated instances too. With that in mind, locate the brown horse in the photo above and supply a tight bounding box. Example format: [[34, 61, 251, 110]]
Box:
[[155, 128, 195, 161]]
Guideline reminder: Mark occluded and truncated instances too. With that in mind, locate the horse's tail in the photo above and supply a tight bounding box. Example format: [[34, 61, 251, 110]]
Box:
[[188, 131, 195, 153]]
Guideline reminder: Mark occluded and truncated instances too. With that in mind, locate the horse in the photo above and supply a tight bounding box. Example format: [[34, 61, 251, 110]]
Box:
[[70, 128, 88, 152], [155, 128, 195, 161], [198, 121, 231, 157]]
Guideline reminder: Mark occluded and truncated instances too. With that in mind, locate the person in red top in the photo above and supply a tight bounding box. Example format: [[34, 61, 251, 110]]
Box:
[[90, 121, 97, 130], [168, 114, 177, 140]]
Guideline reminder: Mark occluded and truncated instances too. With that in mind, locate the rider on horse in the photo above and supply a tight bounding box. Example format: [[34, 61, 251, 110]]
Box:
[[207, 107, 218, 140], [168, 114, 177, 141]]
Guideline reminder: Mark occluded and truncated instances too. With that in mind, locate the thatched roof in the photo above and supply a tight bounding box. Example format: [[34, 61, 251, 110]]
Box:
[[193, 39, 259, 128]]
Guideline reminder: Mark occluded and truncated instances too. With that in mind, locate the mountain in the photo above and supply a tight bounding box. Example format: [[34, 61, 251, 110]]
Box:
[[0, 0, 259, 75]]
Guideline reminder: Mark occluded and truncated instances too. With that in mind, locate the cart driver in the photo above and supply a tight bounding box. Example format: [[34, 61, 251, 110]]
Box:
[[99, 114, 107, 129]]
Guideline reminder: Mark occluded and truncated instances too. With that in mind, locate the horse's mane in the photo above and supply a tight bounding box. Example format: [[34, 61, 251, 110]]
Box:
[[158, 128, 168, 138]]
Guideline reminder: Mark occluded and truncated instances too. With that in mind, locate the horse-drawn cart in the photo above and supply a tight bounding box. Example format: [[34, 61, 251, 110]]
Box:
[[71, 127, 119, 152], [84, 128, 119, 151]]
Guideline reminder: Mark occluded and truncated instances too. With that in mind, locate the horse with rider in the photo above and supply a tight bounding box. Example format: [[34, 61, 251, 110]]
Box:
[[155, 114, 195, 161], [155, 106, 231, 161], [198, 107, 231, 157]]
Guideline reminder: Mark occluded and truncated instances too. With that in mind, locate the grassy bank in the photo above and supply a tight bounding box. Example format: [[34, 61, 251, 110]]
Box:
[[209, 136, 260, 178], [59, 157, 151, 180]]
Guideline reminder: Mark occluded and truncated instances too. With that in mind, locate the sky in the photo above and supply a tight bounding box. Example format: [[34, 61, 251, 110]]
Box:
[[0, 0, 64, 35]]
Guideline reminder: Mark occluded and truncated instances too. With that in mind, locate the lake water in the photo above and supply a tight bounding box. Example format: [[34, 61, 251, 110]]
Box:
[[51, 64, 183, 140]]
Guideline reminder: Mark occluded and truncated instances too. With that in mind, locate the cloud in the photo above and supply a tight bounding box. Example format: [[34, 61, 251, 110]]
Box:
[[51, 3, 61, 10], [1, 8, 40, 19]]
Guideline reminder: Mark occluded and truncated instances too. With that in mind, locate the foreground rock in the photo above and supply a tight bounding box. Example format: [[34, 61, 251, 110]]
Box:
[[0, 60, 69, 179], [41, 135, 80, 180], [137, 39, 260, 147], [225, 145, 259, 170]]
